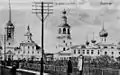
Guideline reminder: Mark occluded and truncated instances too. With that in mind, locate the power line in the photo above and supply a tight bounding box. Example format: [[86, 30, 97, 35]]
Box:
[[32, 1, 53, 75]]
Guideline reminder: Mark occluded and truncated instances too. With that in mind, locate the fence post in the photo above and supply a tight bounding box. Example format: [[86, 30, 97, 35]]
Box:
[[102, 69, 103, 75]]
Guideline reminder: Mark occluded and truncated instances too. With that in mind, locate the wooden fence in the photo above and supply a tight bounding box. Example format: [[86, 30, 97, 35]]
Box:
[[19, 63, 120, 75]]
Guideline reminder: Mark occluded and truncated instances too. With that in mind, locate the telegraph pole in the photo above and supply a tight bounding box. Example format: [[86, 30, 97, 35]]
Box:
[[32, 1, 53, 75]]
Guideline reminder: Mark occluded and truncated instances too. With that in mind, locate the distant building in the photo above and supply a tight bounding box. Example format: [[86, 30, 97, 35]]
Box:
[[45, 53, 54, 61], [0, 0, 42, 61], [56, 10, 72, 52], [54, 10, 120, 61], [14, 26, 42, 61], [54, 10, 72, 60]]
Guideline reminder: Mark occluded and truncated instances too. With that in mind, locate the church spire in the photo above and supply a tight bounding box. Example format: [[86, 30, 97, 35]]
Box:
[[91, 32, 96, 43], [86, 34, 89, 45], [62, 9, 67, 24], [92, 32, 95, 40], [25, 25, 33, 42], [9, 0, 11, 22], [102, 22, 105, 30], [27, 25, 30, 32]]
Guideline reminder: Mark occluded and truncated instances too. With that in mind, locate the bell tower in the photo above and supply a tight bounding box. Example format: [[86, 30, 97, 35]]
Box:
[[5, 0, 15, 45], [56, 10, 72, 51]]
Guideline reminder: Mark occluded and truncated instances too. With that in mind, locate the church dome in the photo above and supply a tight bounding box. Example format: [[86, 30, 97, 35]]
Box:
[[86, 41, 89, 45], [58, 10, 70, 28], [91, 40, 96, 43], [99, 27, 108, 37]]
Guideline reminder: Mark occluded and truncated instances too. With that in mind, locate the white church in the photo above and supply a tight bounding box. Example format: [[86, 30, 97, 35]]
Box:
[[54, 10, 120, 61], [0, 0, 42, 61]]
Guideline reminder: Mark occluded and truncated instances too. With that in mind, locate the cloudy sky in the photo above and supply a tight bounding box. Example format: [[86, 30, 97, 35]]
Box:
[[0, 0, 120, 53]]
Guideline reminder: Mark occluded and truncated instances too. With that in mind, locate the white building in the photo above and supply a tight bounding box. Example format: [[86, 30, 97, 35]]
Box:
[[54, 10, 120, 61], [0, 1, 42, 61], [14, 26, 42, 61]]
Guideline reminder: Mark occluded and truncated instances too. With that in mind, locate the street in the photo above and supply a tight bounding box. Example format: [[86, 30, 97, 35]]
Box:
[[0, 66, 35, 75]]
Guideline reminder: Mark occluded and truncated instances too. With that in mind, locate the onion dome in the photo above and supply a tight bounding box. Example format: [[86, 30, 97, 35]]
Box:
[[86, 41, 90, 45], [99, 25, 108, 37], [59, 10, 70, 28], [81, 45, 86, 48], [91, 40, 96, 43]]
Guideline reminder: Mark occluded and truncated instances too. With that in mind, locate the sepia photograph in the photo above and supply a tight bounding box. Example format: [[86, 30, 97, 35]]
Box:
[[0, 0, 120, 75]]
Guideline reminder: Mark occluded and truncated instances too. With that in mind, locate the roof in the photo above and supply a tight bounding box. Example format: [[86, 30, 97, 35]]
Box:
[[96, 42, 116, 46], [55, 49, 72, 55], [35, 44, 41, 50], [58, 23, 70, 28]]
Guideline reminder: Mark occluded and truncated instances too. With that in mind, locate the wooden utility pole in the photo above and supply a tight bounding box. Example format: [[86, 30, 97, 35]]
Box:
[[32, 1, 53, 75]]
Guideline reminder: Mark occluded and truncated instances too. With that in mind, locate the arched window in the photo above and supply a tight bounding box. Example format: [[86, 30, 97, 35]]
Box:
[[105, 51, 107, 55], [91, 50, 94, 54], [63, 28, 66, 34], [87, 50, 89, 54], [74, 50, 76, 54], [112, 52, 114, 54], [98, 50, 100, 55], [28, 46, 30, 49], [83, 50, 85, 54], [59, 28, 61, 34], [68, 28, 70, 34], [63, 48, 65, 51], [78, 50, 80, 54]]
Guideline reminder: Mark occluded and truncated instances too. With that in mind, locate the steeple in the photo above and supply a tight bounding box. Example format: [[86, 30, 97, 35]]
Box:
[[9, 0, 11, 22], [6, 0, 14, 28], [4, 0, 15, 45], [92, 32, 95, 40], [99, 22, 108, 42], [91, 32, 96, 43], [62, 9, 67, 24], [27, 25, 30, 32], [25, 25, 33, 42], [59, 9, 70, 28], [102, 22, 105, 31], [86, 34, 89, 45]]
